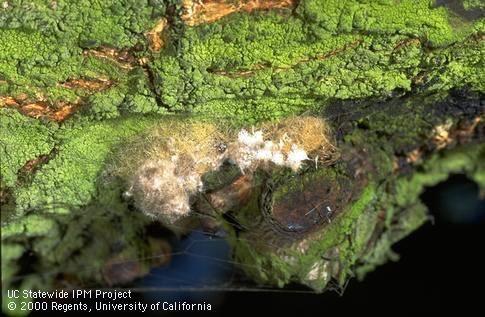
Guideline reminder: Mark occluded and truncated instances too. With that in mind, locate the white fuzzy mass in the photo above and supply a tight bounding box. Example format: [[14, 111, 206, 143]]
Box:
[[238, 129, 264, 147], [286, 144, 309, 171], [232, 129, 309, 172]]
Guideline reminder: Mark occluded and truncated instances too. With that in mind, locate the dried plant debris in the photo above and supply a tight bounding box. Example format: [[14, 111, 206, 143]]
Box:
[[182, 0, 296, 26]]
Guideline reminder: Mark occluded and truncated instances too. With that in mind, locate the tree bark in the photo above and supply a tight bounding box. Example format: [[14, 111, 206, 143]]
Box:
[[1, 0, 484, 313]]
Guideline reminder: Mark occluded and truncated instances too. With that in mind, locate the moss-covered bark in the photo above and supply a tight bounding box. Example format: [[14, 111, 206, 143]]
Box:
[[1, 0, 484, 315]]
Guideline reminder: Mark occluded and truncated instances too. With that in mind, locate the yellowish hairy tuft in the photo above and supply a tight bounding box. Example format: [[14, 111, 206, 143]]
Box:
[[114, 120, 226, 180], [261, 116, 337, 163]]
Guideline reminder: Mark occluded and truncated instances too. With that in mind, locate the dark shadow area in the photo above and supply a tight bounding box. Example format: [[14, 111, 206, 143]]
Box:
[[421, 173, 485, 224], [435, 0, 484, 21]]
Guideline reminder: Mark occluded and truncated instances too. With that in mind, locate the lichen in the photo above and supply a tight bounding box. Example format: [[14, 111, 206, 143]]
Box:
[[463, 0, 485, 11], [0, 108, 56, 187], [1, 0, 482, 121], [1, 0, 483, 307], [12, 116, 160, 215]]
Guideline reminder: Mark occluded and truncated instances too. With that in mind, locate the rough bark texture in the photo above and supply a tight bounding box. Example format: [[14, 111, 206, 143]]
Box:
[[1, 0, 484, 315]]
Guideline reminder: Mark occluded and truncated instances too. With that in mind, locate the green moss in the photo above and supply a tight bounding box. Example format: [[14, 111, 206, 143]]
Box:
[[0, 29, 56, 61], [0, 0, 170, 116], [13, 115, 161, 215], [1, 215, 57, 239], [1, 242, 30, 317], [150, 56, 186, 110], [354, 145, 485, 278], [298, 0, 470, 46], [470, 145, 485, 188], [193, 96, 318, 125], [122, 93, 162, 114], [0, 109, 56, 187], [121, 68, 163, 114], [86, 88, 126, 119], [463, 0, 485, 11], [1, 1, 482, 119], [1, 243, 24, 279], [2, 175, 156, 316], [184, 13, 358, 70], [147, 1, 482, 118], [427, 38, 485, 92], [0, 0, 162, 48], [232, 143, 485, 290]]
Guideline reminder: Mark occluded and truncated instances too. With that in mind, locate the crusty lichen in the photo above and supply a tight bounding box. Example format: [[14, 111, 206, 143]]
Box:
[[12, 116, 161, 216], [150, 0, 483, 121], [2, 0, 483, 122], [0, 0, 169, 118], [0, 108, 56, 188]]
